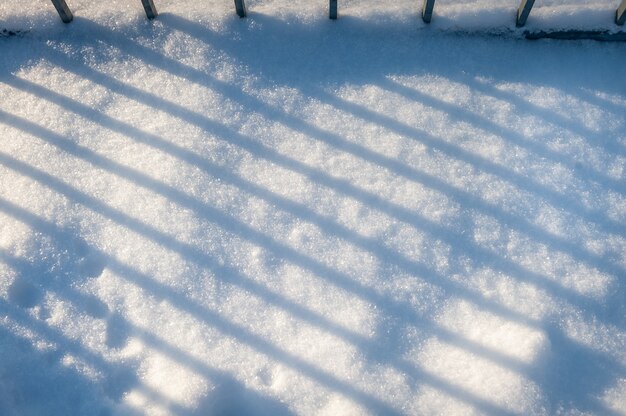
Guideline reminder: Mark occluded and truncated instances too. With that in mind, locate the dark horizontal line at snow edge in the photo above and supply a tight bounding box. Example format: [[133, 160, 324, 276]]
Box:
[[2, 25, 626, 42]]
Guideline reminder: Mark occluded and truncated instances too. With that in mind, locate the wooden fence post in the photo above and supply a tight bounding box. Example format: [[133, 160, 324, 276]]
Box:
[[50, 0, 73, 23], [234, 0, 247, 17], [330, 0, 338, 19], [617, 0, 626, 25], [422, 0, 435, 23], [516, 0, 535, 27], [141, 0, 158, 19]]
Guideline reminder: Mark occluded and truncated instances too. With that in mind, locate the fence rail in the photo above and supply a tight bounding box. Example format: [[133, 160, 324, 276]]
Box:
[[47, 0, 626, 27]]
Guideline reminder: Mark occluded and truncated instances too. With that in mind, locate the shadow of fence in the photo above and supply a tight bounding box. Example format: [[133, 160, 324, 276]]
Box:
[[0, 11, 625, 415]]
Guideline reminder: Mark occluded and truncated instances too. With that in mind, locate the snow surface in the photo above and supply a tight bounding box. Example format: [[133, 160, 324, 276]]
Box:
[[1, 0, 625, 415]]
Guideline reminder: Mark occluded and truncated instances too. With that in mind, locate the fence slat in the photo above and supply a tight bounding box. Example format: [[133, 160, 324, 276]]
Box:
[[50, 0, 73, 23], [141, 0, 158, 19], [329, 0, 338, 19], [422, 0, 435, 23], [516, 0, 535, 26], [234, 0, 247, 17], [617, 0, 626, 25]]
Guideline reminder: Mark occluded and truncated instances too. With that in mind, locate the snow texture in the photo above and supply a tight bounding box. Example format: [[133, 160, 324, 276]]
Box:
[[1, 0, 625, 415]]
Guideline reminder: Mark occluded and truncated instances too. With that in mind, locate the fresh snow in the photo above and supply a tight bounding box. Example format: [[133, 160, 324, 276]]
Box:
[[1, 0, 625, 415]]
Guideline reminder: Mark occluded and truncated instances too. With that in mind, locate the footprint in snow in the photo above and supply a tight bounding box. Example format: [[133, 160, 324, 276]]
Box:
[[105, 313, 131, 349], [8, 278, 42, 308], [77, 251, 106, 279]]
